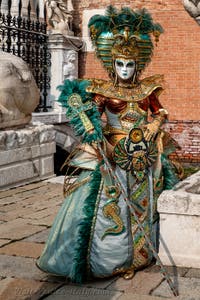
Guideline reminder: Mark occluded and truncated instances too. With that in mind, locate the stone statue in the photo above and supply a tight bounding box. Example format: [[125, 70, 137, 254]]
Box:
[[183, 0, 200, 24], [0, 52, 40, 129], [63, 50, 78, 81], [45, 0, 74, 36]]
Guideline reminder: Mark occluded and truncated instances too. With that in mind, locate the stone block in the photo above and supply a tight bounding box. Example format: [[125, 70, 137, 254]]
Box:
[[27, 214, 57, 227], [0, 147, 32, 166], [152, 277, 200, 299], [0, 218, 45, 240], [0, 239, 11, 247], [40, 155, 54, 177], [119, 294, 170, 300], [24, 206, 59, 220], [40, 142, 56, 156], [56, 131, 67, 147], [0, 241, 44, 258], [0, 255, 47, 280], [24, 228, 50, 243], [31, 145, 41, 158], [158, 171, 200, 269], [0, 277, 61, 300], [184, 268, 200, 278], [159, 214, 200, 268], [108, 271, 163, 294], [44, 285, 122, 300], [39, 127, 55, 144], [0, 161, 38, 188], [0, 125, 56, 189]]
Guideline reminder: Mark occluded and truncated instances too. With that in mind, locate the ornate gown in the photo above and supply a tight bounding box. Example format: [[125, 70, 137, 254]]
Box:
[[37, 77, 179, 283]]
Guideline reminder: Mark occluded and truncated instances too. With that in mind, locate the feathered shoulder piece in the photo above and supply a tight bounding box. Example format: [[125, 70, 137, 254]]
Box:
[[57, 79, 103, 144]]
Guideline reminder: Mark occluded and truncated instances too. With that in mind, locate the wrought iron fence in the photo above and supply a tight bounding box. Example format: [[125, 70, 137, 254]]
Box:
[[0, 0, 51, 112]]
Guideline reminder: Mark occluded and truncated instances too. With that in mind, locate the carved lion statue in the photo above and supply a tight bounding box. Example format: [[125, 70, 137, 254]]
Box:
[[0, 52, 40, 129]]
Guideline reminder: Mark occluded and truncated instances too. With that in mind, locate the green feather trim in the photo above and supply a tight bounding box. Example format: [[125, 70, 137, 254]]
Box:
[[57, 79, 103, 144], [88, 6, 164, 42], [88, 6, 163, 73], [161, 154, 179, 190], [70, 165, 102, 283]]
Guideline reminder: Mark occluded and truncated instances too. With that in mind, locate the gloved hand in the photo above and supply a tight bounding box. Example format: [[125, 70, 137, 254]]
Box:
[[143, 119, 161, 141]]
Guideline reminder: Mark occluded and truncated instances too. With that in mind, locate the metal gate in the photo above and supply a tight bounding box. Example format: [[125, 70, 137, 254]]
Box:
[[0, 0, 51, 111]]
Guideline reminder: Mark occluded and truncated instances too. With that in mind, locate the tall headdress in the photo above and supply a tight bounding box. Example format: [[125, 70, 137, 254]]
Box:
[[88, 6, 163, 79]]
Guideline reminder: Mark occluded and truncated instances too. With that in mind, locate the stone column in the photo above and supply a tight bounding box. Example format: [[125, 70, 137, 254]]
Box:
[[48, 34, 83, 113], [32, 33, 84, 125], [1, 0, 8, 13]]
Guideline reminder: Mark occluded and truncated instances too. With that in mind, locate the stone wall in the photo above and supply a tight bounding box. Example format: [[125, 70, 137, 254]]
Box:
[[0, 124, 56, 190], [158, 170, 200, 268]]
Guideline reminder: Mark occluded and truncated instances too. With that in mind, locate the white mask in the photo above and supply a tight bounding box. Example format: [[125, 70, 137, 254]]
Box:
[[114, 59, 136, 81]]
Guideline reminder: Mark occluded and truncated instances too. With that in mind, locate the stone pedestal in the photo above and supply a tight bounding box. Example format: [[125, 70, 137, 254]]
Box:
[[0, 124, 56, 190], [48, 34, 83, 113], [32, 34, 83, 127], [158, 171, 200, 268]]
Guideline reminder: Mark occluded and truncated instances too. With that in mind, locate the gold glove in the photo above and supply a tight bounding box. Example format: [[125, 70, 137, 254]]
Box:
[[143, 119, 161, 141]]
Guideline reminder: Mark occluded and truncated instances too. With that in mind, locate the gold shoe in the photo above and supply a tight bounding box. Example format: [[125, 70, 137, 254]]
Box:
[[123, 269, 135, 280]]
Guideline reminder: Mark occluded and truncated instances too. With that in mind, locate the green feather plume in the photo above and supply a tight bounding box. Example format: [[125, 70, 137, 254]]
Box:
[[88, 6, 164, 42], [70, 165, 102, 283], [161, 154, 179, 190], [57, 79, 103, 144]]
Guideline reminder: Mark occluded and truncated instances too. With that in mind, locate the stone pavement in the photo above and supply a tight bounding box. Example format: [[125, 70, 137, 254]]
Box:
[[0, 179, 199, 300]]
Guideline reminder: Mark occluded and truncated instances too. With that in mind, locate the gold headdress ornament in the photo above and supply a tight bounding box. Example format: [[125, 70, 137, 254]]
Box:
[[111, 27, 141, 60], [88, 6, 163, 79]]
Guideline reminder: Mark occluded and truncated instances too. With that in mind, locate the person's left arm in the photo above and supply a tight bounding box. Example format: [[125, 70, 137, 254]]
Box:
[[144, 92, 168, 141]]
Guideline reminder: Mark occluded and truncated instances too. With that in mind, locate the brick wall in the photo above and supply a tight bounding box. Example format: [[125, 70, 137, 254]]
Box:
[[74, 0, 200, 163], [164, 121, 200, 163]]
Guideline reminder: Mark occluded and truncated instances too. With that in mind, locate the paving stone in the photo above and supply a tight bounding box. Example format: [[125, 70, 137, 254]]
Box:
[[144, 264, 189, 277], [0, 255, 47, 280], [83, 276, 118, 289], [0, 218, 45, 239], [0, 206, 38, 222], [30, 197, 63, 211], [0, 198, 37, 212], [0, 241, 44, 258], [118, 293, 171, 300], [107, 271, 163, 295], [24, 228, 50, 243], [0, 239, 11, 247], [28, 214, 57, 227], [46, 176, 65, 184], [44, 285, 122, 300], [184, 268, 200, 278], [0, 196, 21, 206], [23, 207, 59, 220], [176, 296, 200, 300], [0, 277, 62, 300], [152, 277, 200, 299]]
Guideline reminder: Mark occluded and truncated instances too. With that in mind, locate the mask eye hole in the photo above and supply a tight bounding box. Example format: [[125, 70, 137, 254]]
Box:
[[127, 62, 135, 68], [116, 61, 124, 67]]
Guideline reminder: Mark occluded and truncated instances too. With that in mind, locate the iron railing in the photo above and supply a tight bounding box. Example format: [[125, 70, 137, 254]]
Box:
[[0, 0, 51, 111]]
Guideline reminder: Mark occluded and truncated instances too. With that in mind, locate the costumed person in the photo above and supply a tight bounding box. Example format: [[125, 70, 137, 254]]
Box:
[[37, 6, 182, 283]]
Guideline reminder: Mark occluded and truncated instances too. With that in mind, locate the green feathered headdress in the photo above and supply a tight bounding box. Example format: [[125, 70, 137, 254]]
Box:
[[88, 6, 163, 77], [57, 80, 103, 144]]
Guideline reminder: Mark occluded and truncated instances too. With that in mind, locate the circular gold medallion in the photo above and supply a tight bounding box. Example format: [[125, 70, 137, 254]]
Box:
[[68, 93, 82, 108], [129, 128, 143, 143]]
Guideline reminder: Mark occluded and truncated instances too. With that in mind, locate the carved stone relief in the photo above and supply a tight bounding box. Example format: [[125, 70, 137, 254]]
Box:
[[45, 0, 74, 36], [63, 50, 78, 81], [0, 52, 40, 129], [183, 0, 200, 24]]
